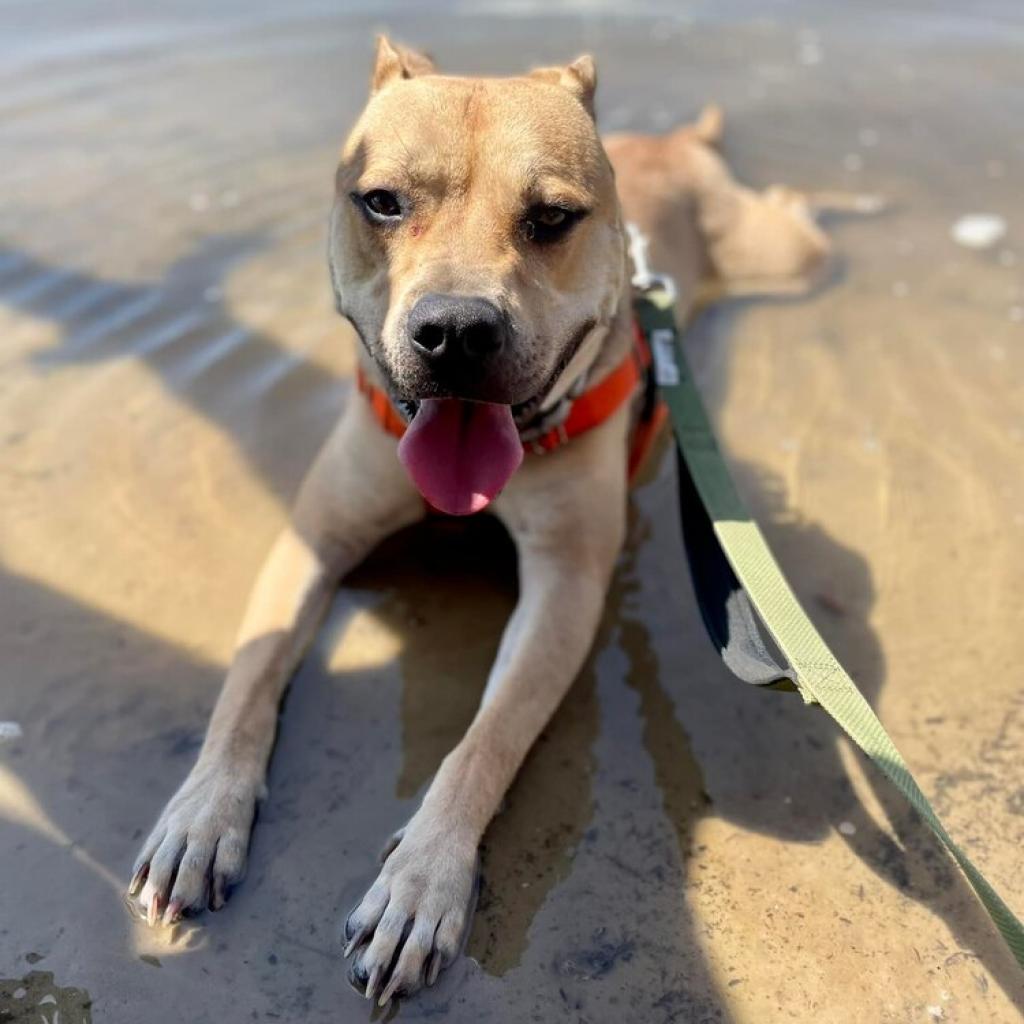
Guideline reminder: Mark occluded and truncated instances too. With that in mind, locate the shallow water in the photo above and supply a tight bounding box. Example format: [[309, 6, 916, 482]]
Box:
[[1, 2, 1022, 1021]]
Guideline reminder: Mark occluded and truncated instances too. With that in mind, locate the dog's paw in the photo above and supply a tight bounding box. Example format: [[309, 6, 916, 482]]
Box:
[[343, 816, 479, 1006], [128, 764, 262, 925]]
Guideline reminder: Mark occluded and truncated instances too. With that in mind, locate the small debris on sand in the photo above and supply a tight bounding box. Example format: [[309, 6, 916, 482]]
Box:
[[0, 721, 23, 741], [798, 42, 822, 66], [951, 214, 1007, 250]]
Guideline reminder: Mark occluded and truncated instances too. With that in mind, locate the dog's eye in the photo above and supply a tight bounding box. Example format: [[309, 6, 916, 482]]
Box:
[[536, 207, 567, 227], [354, 189, 403, 222], [523, 204, 584, 243]]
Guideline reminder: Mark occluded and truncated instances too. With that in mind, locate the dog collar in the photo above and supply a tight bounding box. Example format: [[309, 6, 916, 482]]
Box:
[[356, 317, 667, 476]]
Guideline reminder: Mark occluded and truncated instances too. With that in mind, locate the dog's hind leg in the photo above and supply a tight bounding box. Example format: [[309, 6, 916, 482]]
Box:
[[129, 395, 423, 925], [343, 407, 630, 1006]]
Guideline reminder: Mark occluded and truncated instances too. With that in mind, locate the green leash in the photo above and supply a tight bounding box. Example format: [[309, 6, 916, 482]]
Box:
[[635, 283, 1024, 970]]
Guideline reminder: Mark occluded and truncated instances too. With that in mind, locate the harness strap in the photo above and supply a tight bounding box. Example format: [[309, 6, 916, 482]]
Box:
[[527, 327, 647, 454], [635, 285, 1024, 970], [356, 369, 411, 439]]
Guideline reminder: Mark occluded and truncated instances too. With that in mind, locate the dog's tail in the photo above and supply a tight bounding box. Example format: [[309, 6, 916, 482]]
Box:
[[693, 104, 724, 146]]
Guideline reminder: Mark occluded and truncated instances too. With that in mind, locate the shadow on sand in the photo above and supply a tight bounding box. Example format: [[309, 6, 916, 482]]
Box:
[[1, 236, 1020, 1018]]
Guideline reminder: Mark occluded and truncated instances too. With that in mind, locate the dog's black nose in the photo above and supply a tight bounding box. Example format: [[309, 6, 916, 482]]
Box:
[[407, 293, 508, 362]]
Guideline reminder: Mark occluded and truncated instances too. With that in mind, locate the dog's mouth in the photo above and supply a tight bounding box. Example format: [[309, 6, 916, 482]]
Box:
[[396, 391, 545, 424], [386, 322, 595, 516], [390, 377, 556, 516], [397, 398, 524, 516]]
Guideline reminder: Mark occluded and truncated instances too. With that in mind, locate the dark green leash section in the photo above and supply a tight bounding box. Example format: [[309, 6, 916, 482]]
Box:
[[635, 284, 1024, 970]]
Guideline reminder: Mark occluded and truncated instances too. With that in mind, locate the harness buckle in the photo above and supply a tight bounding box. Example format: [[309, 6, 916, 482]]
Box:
[[639, 272, 678, 305], [626, 221, 679, 304]]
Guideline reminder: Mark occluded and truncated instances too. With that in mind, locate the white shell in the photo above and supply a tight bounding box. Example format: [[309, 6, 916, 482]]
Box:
[[950, 214, 1008, 250]]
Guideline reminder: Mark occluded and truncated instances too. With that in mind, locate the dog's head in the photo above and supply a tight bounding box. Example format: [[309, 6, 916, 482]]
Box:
[[328, 38, 625, 514]]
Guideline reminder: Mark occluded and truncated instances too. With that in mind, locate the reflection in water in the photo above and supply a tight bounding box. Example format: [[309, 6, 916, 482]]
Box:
[[619, 509, 710, 857]]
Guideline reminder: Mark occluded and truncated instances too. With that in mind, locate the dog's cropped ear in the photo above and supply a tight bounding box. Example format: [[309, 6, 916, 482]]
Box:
[[529, 55, 597, 116], [371, 35, 436, 94]]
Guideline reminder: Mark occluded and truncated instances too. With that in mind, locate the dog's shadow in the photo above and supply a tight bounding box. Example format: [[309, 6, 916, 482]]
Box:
[[2, 236, 1021, 1017], [0, 234, 345, 503]]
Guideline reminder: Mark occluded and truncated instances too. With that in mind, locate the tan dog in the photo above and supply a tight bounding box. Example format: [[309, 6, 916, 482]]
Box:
[[128, 38, 872, 1006]]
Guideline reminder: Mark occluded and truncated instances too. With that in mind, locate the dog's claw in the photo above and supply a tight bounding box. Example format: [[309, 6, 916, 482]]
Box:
[[426, 949, 442, 987], [128, 863, 148, 897], [378, 974, 403, 1008], [365, 964, 383, 1003], [163, 898, 184, 926], [210, 874, 226, 911], [342, 908, 371, 958], [342, 929, 364, 959], [146, 893, 162, 927]]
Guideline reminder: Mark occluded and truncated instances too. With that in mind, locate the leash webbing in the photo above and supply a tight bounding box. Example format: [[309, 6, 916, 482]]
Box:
[[636, 285, 1024, 969]]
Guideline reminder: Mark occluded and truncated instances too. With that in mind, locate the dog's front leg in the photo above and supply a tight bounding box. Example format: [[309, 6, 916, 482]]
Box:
[[129, 398, 423, 924], [345, 420, 628, 1005]]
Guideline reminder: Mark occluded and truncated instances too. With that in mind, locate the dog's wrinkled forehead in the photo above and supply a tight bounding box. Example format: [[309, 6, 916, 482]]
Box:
[[340, 49, 613, 217]]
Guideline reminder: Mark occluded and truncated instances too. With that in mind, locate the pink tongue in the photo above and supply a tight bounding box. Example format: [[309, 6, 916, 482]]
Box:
[[398, 399, 523, 516]]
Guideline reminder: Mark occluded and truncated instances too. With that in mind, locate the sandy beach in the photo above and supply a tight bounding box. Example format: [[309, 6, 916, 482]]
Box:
[[1, 2, 1022, 1020]]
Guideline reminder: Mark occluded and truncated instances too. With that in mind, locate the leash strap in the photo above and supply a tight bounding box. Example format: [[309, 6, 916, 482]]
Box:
[[635, 285, 1024, 969]]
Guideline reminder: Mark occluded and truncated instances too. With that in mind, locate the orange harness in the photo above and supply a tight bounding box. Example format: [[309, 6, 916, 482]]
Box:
[[356, 321, 668, 482]]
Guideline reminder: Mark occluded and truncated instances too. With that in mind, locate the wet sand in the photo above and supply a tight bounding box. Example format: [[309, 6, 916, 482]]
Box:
[[1, 2, 1022, 1021]]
